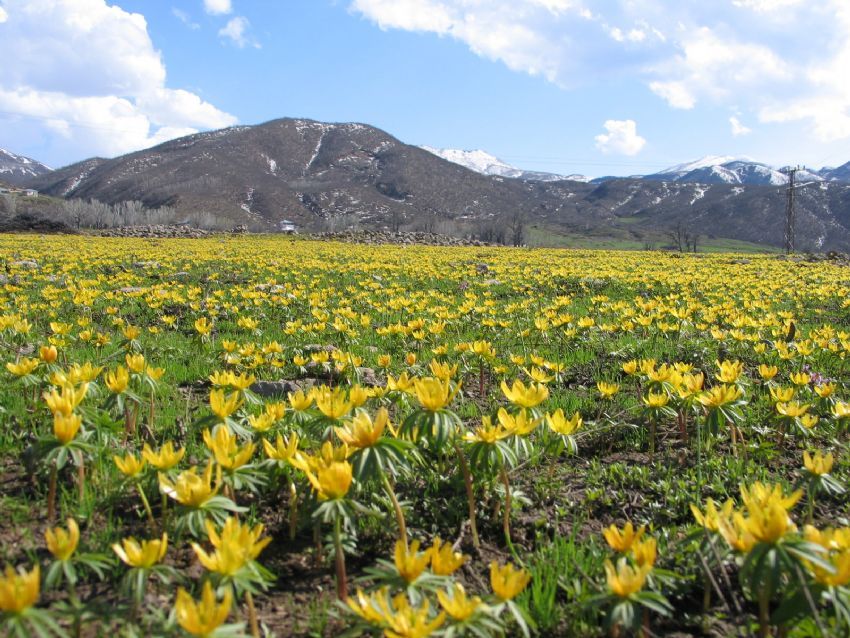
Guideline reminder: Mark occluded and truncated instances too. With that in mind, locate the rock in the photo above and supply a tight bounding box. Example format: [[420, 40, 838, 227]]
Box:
[[99, 225, 210, 239], [250, 379, 302, 398], [355, 367, 381, 387], [119, 287, 145, 294], [12, 259, 38, 269]]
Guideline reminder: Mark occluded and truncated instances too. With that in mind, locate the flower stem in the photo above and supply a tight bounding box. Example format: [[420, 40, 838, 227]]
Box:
[[380, 471, 407, 548], [333, 514, 348, 600], [245, 590, 260, 637], [47, 460, 58, 523], [500, 463, 512, 544], [136, 483, 157, 531], [454, 441, 479, 549]]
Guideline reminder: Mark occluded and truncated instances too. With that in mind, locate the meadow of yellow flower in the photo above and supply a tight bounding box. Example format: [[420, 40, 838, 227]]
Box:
[[1, 234, 849, 637]]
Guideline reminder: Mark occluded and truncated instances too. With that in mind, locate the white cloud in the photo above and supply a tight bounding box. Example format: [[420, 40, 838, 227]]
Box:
[[350, 0, 850, 140], [218, 15, 258, 48], [649, 81, 694, 109], [730, 116, 751, 136], [203, 0, 232, 16], [0, 6, 7, 23], [172, 8, 200, 30], [0, 0, 236, 163], [595, 119, 646, 156]]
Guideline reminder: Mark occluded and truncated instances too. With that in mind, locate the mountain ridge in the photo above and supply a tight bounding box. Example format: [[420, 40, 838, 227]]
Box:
[[15, 117, 850, 251]]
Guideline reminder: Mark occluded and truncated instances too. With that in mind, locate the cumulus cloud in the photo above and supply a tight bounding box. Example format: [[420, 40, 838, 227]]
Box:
[[203, 0, 232, 16], [0, 6, 7, 23], [730, 116, 752, 136], [350, 0, 850, 140], [594, 120, 646, 156], [218, 16, 259, 48], [0, 0, 236, 163]]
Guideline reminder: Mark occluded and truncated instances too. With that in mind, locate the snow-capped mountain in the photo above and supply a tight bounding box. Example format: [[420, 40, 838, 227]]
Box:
[[420, 146, 590, 183], [648, 156, 824, 186], [0, 148, 52, 185]]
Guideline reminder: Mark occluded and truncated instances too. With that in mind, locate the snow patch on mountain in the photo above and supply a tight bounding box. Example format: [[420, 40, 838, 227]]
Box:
[[0, 148, 52, 183], [420, 146, 589, 183]]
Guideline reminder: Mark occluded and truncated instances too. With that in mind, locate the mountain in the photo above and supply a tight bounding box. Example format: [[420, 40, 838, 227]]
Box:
[[822, 161, 850, 182], [420, 146, 590, 183], [647, 156, 824, 186], [24, 118, 850, 251], [0, 148, 51, 185]]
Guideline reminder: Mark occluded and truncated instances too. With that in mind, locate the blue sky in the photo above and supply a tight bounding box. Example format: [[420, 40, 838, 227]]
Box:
[[1, 0, 849, 177]]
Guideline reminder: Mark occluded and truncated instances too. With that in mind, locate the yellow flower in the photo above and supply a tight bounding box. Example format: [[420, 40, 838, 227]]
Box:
[[112, 533, 168, 568], [314, 386, 353, 420], [394, 539, 432, 583], [194, 317, 212, 336], [6, 357, 39, 377], [0, 564, 40, 613], [490, 561, 531, 601], [348, 385, 370, 408], [125, 353, 145, 373], [114, 453, 146, 478], [412, 377, 460, 412], [381, 592, 446, 638], [758, 364, 778, 380], [175, 581, 232, 637], [146, 366, 165, 381], [429, 537, 465, 576], [43, 383, 88, 416], [387, 372, 416, 394], [604, 558, 650, 598], [463, 415, 515, 444], [437, 583, 481, 621], [545, 409, 583, 436], [203, 427, 255, 471], [740, 482, 802, 512], [776, 401, 809, 418], [790, 371, 811, 386], [642, 391, 669, 408], [814, 382, 836, 398], [288, 389, 314, 411], [263, 432, 300, 462], [53, 412, 82, 444], [803, 450, 834, 476], [603, 521, 645, 552], [429, 359, 458, 381], [697, 384, 742, 409], [833, 401, 850, 420], [630, 537, 657, 568], [800, 414, 820, 429], [742, 501, 795, 544], [142, 442, 185, 470], [622, 360, 638, 375], [122, 325, 141, 340], [500, 379, 548, 409], [45, 518, 79, 561], [336, 408, 391, 449], [597, 381, 619, 398], [159, 462, 222, 507], [302, 460, 353, 501], [39, 345, 58, 363], [192, 517, 270, 576], [496, 407, 541, 436], [715, 360, 744, 384], [104, 366, 130, 394], [209, 389, 242, 420], [678, 372, 705, 398], [690, 498, 735, 532], [769, 386, 795, 402], [346, 587, 389, 624]]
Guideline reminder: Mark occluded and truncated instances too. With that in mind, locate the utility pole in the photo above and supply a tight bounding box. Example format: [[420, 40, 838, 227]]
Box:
[[781, 166, 800, 254]]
